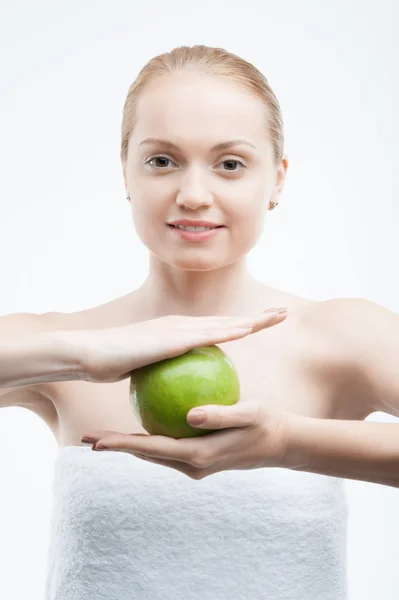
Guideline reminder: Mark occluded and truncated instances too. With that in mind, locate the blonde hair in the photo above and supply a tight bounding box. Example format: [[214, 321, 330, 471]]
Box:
[[120, 44, 284, 167]]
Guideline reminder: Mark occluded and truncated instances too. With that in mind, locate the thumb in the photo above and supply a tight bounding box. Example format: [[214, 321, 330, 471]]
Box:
[[186, 401, 257, 429]]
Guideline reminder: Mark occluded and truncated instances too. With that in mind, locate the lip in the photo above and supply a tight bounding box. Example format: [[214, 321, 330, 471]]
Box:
[[168, 219, 224, 227], [167, 223, 224, 242]]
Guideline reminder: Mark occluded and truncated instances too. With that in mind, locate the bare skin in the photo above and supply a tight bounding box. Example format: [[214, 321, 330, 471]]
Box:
[[31, 285, 365, 449], [15, 72, 368, 446]]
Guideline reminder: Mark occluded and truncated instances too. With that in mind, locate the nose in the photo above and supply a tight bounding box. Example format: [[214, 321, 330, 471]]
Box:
[[175, 169, 214, 210]]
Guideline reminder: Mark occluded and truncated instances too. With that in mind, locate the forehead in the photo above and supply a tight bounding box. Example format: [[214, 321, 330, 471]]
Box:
[[130, 72, 269, 148]]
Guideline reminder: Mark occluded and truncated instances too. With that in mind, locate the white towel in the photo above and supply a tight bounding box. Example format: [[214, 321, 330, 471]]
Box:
[[45, 445, 348, 599]]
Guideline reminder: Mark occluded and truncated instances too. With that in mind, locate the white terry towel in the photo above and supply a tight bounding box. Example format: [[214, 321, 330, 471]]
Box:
[[45, 445, 348, 600]]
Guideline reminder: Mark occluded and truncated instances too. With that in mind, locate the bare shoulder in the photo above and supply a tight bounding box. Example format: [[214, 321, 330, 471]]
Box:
[[294, 295, 370, 332], [298, 296, 396, 348], [292, 296, 378, 369]]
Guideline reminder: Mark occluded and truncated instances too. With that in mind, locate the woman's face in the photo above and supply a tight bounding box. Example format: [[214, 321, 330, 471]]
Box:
[[123, 71, 288, 271]]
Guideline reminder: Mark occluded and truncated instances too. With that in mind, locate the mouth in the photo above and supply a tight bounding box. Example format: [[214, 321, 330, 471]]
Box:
[[167, 223, 225, 242], [168, 224, 224, 232]]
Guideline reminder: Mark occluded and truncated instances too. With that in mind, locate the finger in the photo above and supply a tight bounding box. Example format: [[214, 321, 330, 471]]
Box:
[[196, 312, 287, 345], [93, 432, 200, 463], [187, 401, 259, 429], [193, 310, 288, 330], [196, 326, 257, 345], [244, 309, 288, 332], [220, 310, 288, 333], [81, 433, 200, 476], [81, 430, 149, 445]]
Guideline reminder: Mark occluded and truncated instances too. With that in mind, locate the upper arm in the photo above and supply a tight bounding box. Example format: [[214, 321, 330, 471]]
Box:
[[324, 298, 399, 418]]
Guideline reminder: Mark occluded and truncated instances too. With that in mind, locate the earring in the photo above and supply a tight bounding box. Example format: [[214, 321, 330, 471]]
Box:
[[127, 196, 130, 201], [269, 200, 279, 210]]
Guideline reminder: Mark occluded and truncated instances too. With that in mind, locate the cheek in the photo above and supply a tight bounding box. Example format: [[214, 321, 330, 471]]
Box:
[[130, 200, 159, 248], [130, 184, 167, 232], [236, 211, 266, 248], [229, 186, 267, 230], [226, 189, 268, 251]]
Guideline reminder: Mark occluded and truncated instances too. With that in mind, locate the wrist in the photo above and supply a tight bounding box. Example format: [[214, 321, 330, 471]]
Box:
[[21, 329, 93, 384], [50, 330, 94, 381], [280, 413, 312, 470]]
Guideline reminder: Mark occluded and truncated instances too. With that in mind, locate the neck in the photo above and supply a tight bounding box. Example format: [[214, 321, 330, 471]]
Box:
[[136, 255, 273, 317]]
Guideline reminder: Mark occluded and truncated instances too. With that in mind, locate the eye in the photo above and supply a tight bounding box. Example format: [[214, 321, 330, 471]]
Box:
[[217, 159, 246, 172], [145, 155, 246, 172], [146, 155, 176, 169]]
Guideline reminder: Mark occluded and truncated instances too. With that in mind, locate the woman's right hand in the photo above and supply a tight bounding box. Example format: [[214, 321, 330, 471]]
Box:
[[81, 309, 287, 384]]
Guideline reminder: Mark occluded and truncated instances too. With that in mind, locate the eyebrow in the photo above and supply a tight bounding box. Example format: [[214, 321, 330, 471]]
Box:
[[138, 138, 257, 151]]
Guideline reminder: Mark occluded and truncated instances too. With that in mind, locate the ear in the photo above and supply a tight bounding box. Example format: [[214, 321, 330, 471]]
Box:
[[269, 154, 289, 209], [275, 154, 289, 196], [123, 164, 128, 193]]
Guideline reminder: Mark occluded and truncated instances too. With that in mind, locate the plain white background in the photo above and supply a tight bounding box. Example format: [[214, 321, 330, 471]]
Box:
[[0, 1, 398, 598]]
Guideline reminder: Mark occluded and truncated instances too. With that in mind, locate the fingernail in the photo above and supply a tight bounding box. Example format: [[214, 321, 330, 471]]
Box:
[[187, 409, 206, 425], [93, 445, 109, 451], [81, 437, 95, 444]]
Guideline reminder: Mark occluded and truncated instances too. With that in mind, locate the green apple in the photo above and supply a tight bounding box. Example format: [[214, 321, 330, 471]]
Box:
[[129, 345, 240, 438]]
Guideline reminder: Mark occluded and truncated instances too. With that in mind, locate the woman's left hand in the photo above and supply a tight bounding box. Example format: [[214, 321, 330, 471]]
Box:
[[81, 400, 293, 479]]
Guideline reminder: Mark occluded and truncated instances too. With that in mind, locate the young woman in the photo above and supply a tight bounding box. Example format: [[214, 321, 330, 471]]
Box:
[[1, 45, 398, 600]]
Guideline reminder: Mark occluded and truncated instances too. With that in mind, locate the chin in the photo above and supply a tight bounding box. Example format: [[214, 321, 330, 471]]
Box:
[[152, 247, 237, 272], [163, 255, 225, 272]]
